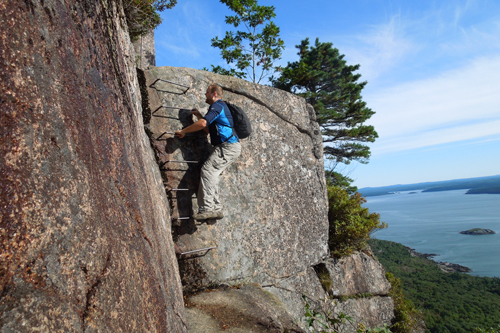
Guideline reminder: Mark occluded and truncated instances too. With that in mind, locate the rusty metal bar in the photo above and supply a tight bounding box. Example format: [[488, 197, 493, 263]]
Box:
[[152, 115, 180, 120], [152, 105, 191, 115], [150, 79, 190, 94], [180, 246, 216, 256], [160, 161, 198, 167], [156, 132, 175, 140]]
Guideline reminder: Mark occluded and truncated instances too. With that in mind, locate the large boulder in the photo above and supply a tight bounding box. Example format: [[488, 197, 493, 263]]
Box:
[[185, 283, 304, 333], [142, 66, 329, 293], [0, 0, 185, 332], [324, 252, 392, 297], [142, 67, 395, 330]]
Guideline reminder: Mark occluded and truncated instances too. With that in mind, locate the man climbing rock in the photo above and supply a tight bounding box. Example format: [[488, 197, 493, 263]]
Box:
[[175, 84, 241, 220]]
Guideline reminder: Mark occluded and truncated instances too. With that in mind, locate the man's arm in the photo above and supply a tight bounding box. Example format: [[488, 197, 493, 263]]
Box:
[[191, 109, 209, 134], [175, 110, 208, 138]]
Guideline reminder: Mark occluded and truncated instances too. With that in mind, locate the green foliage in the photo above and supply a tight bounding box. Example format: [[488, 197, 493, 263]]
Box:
[[326, 171, 358, 194], [370, 239, 500, 333], [271, 37, 378, 165], [475, 326, 500, 333], [201, 65, 246, 79], [123, 0, 176, 39], [210, 0, 285, 83], [360, 324, 393, 333], [327, 184, 386, 258], [386, 272, 424, 333], [313, 264, 333, 293], [302, 297, 394, 333], [302, 297, 353, 333]]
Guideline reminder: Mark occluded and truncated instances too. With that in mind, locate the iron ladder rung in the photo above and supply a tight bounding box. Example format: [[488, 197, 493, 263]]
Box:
[[180, 246, 216, 256], [150, 79, 190, 94], [159, 160, 198, 168]]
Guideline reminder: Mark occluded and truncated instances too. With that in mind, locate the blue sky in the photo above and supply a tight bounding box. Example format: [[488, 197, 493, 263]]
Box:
[[154, 0, 500, 188]]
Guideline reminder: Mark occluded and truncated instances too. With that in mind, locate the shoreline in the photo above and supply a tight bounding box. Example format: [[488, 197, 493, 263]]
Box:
[[403, 246, 472, 273]]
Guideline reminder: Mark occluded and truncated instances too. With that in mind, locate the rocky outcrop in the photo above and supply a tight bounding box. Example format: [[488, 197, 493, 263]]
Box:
[[185, 284, 304, 332], [0, 0, 185, 332], [143, 66, 329, 291], [323, 252, 392, 297], [142, 66, 394, 330], [265, 255, 394, 331]]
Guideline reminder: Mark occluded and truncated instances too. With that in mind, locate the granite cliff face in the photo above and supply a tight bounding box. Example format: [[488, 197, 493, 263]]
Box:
[[143, 66, 328, 286], [0, 0, 185, 332], [143, 67, 394, 330]]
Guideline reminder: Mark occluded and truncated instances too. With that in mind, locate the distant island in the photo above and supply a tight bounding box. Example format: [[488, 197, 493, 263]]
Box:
[[460, 228, 496, 235], [359, 175, 500, 197], [465, 185, 500, 194]]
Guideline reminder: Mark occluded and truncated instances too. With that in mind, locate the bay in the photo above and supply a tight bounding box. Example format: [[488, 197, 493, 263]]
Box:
[[364, 189, 500, 277]]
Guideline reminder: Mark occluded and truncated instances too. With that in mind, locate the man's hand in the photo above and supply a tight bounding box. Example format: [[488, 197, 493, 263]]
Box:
[[175, 119, 207, 139], [191, 108, 203, 119], [175, 130, 185, 139]]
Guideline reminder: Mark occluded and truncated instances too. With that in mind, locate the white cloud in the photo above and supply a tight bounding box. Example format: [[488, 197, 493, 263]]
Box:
[[365, 55, 500, 155], [340, 15, 417, 82], [372, 119, 500, 155], [333, 1, 500, 85]]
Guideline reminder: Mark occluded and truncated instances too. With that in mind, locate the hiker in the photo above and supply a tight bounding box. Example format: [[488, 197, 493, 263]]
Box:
[[175, 84, 241, 220]]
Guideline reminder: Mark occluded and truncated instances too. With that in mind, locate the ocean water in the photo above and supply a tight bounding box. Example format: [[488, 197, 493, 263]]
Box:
[[364, 189, 500, 277]]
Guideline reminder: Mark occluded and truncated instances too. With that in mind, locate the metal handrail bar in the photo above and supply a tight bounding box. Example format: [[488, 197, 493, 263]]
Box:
[[180, 246, 216, 256], [152, 105, 191, 115], [150, 79, 190, 94], [152, 115, 180, 120], [156, 132, 175, 140]]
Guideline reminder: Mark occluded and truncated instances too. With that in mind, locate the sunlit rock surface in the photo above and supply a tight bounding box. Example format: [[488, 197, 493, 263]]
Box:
[[143, 66, 329, 292], [0, 1, 186, 331], [143, 67, 394, 330]]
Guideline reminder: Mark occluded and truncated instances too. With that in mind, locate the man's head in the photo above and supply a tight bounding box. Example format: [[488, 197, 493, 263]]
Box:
[[205, 84, 224, 105]]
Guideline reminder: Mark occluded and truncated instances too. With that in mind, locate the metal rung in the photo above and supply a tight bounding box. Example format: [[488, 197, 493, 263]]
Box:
[[156, 132, 175, 140], [180, 246, 216, 256], [160, 160, 198, 168], [152, 105, 191, 115], [150, 79, 190, 94], [167, 188, 190, 191], [175, 217, 190, 220], [152, 115, 180, 120]]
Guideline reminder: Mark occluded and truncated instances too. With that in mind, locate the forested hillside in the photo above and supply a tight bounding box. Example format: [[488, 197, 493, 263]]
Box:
[[369, 239, 500, 333], [359, 175, 500, 196]]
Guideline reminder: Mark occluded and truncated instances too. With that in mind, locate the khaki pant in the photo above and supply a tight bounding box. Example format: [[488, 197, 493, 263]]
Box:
[[198, 141, 241, 213]]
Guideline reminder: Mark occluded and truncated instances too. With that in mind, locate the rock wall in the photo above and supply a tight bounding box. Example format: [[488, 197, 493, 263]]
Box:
[[0, 0, 185, 332], [143, 66, 394, 330], [143, 66, 328, 289], [133, 31, 155, 69]]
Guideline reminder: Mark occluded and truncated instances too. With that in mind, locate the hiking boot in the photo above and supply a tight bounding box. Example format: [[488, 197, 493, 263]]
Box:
[[192, 211, 219, 220], [214, 211, 224, 219]]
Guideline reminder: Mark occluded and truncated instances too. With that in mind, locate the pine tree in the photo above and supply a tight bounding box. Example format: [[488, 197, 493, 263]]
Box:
[[208, 0, 284, 83], [272, 38, 377, 165]]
